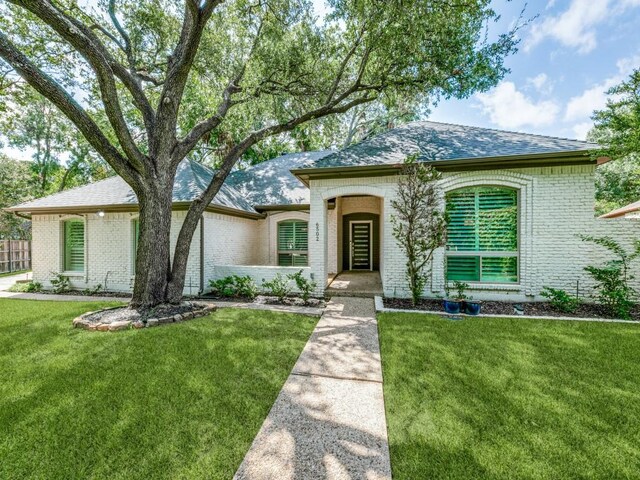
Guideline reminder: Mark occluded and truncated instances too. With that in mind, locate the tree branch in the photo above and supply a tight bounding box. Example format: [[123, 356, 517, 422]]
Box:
[[0, 30, 141, 188], [9, 0, 149, 172]]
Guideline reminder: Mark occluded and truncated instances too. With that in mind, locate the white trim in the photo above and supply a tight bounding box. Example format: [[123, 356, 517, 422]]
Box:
[[349, 220, 373, 271]]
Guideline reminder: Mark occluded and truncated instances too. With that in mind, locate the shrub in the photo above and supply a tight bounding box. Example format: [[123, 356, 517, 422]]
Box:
[[209, 275, 258, 300], [541, 286, 581, 313], [262, 274, 291, 302], [8, 281, 42, 293], [580, 235, 640, 319], [83, 284, 103, 296], [50, 272, 70, 294], [452, 280, 469, 300], [288, 270, 317, 303]]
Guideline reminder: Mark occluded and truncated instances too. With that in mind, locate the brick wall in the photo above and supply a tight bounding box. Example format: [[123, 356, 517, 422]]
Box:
[[310, 167, 640, 302]]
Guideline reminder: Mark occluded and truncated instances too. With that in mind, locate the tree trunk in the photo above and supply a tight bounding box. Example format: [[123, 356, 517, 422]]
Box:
[[130, 178, 174, 309]]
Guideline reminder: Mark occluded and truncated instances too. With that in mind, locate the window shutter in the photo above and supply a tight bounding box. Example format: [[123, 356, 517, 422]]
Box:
[[446, 187, 518, 283], [278, 221, 308, 266], [64, 220, 85, 272]]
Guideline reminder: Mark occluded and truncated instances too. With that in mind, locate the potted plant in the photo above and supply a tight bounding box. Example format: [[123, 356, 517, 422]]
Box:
[[464, 297, 482, 315], [443, 280, 469, 314]]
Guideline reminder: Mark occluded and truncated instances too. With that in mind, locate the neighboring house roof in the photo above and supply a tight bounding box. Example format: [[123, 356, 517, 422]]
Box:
[[227, 150, 333, 207], [600, 199, 640, 218], [7, 160, 257, 216], [302, 121, 599, 169]]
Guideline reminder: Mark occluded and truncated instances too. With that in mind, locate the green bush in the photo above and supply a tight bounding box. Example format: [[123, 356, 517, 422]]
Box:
[[49, 272, 70, 294], [288, 270, 317, 303], [580, 235, 640, 319], [209, 275, 258, 300], [8, 281, 42, 293], [82, 284, 103, 296], [541, 286, 581, 313], [262, 274, 291, 302]]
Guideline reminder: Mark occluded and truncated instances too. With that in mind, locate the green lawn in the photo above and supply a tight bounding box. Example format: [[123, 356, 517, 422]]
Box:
[[378, 313, 640, 480], [0, 299, 316, 479], [0, 269, 30, 278]]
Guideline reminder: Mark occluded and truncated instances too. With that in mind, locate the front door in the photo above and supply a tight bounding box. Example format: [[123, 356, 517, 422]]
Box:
[[349, 221, 372, 270]]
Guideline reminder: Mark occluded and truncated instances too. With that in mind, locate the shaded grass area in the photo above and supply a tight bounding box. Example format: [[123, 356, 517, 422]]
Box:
[[0, 269, 30, 278], [378, 313, 640, 479], [0, 299, 316, 479]]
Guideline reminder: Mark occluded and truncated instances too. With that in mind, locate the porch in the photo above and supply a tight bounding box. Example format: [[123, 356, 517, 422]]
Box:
[[326, 271, 383, 298]]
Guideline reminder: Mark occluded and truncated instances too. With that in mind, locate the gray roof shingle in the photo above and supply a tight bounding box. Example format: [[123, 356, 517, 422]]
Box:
[[10, 160, 256, 214], [227, 150, 333, 206], [306, 121, 598, 169]]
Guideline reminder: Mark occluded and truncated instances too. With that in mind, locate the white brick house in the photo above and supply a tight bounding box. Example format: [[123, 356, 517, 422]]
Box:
[[8, 121, 640, 301]]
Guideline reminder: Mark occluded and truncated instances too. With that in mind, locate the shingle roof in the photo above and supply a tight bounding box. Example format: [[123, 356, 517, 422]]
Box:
[[305, 121, 599, 169], [9, 160, 256, 214], [600, 199, 640, 218], [227, 150, 333, 206]]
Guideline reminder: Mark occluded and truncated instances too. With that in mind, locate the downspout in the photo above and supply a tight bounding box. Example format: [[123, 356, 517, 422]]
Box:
[[199, 215, 204, 295]]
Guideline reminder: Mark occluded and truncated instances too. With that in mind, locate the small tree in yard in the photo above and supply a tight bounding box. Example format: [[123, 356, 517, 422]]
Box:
[[580, 235, 640, 319], [391, 156, 447, 305], [0, 0, 519, 309]]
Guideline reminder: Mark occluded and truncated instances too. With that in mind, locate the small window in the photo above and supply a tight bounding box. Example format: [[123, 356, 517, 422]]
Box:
[[132, 219, 139, 273], [446, 187, 518, 283], [63, 220, 85, 272], [278, 220, 308, 266]]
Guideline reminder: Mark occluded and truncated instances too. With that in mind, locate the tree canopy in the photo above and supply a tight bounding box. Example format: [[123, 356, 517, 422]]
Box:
[[590, 69, 640, 215], [0, 0, 520, 306]]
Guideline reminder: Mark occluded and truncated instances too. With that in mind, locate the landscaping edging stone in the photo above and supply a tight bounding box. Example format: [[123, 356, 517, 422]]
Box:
[[374, 296, 639, 324], [72, 303, 217, 331]]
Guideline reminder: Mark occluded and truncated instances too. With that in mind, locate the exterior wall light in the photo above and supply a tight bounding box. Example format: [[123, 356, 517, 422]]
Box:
[[96, 210, 106, 218]]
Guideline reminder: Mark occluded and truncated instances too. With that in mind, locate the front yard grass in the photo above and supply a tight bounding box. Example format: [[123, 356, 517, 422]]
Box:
[[0, 299, 316, 479], [378, 313, 640, 479]]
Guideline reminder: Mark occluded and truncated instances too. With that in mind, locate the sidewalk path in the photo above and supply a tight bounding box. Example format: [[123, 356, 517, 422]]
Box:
[[234, 297, 392, 480], [0, 271, 31, 291]]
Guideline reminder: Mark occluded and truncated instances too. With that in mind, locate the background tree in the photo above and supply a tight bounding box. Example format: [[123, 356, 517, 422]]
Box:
[[0, 0, 520, 308], [391, 156, 447, 305], [0, 154, 34, 239], [591, 69, 640, 215]]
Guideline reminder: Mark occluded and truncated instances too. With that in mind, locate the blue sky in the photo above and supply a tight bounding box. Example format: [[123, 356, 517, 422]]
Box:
[[4, 0, 639, 161], [428, 0, 640, 140]]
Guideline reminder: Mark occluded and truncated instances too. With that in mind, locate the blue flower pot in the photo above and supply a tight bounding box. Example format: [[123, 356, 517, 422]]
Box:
[[464, 301, 482, 316], [443, 299, 461, 314]]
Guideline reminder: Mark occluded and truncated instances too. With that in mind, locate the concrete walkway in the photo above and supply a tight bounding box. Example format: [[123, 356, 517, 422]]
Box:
[[0, 271, 31, 291], [234, 297, 391, 480]]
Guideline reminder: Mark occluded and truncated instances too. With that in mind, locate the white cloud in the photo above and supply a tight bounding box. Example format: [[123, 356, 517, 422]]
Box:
[[527, 73, 553, 94], [475, 81, 560, 129], [564, 54, 640, 121], [571, 122, 594, 140], [525, 0, 640, 54], [525, 0, 610, 54]]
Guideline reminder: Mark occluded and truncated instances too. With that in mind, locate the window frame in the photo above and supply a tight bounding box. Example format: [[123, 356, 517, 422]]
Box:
[[277, 219, 309, 267], [62, 218, 86, 274], [131, 218, 140, 275], [445, 186, 520, 284]]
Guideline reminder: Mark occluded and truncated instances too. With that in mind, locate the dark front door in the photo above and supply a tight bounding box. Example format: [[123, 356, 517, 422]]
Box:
[[350, 221, 372, 270]]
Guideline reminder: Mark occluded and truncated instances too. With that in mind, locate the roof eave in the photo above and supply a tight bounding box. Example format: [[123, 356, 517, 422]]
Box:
[[5, 201, 265, 220], [291, 150, 598, 184]]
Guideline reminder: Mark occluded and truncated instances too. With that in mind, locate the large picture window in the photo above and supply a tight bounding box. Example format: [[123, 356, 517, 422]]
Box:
[[446, 186, 518, 283], [63, 219, 85, 272], [278, 220, 308, 266]]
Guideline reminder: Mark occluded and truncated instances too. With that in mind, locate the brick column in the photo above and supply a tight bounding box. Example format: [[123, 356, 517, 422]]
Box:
[[309, 188, 327, 296]]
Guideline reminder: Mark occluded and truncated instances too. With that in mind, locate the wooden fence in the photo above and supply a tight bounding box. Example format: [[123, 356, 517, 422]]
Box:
[[0, 240, 31, 274]]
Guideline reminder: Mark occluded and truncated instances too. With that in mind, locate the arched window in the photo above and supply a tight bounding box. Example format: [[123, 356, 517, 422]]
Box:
[[277, 220, 308, 266], [446, 186, 518, 283]]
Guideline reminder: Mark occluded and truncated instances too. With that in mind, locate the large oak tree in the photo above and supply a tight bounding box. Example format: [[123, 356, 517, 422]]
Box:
[[0, 0, 519, 308]]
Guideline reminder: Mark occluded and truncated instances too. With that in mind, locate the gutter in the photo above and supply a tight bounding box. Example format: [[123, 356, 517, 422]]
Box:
[[291, 150, 603, 186], [199, 215, 205, 295]]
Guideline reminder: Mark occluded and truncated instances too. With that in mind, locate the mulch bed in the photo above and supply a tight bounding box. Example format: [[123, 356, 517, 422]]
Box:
[[383, 297, 640, 321], [38, 289, 133, 298], [199, 293, 326, 308], [73, 302, 216, 331]]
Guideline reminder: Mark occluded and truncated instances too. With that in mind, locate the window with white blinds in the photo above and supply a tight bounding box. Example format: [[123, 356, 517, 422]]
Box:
[[446, 187, 518, 283], [277, 220, 308, 266], [63, 220, 85, 272]]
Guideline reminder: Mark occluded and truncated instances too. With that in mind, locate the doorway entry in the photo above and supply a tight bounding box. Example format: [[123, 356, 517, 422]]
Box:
[[349, 220, 373, 270]]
